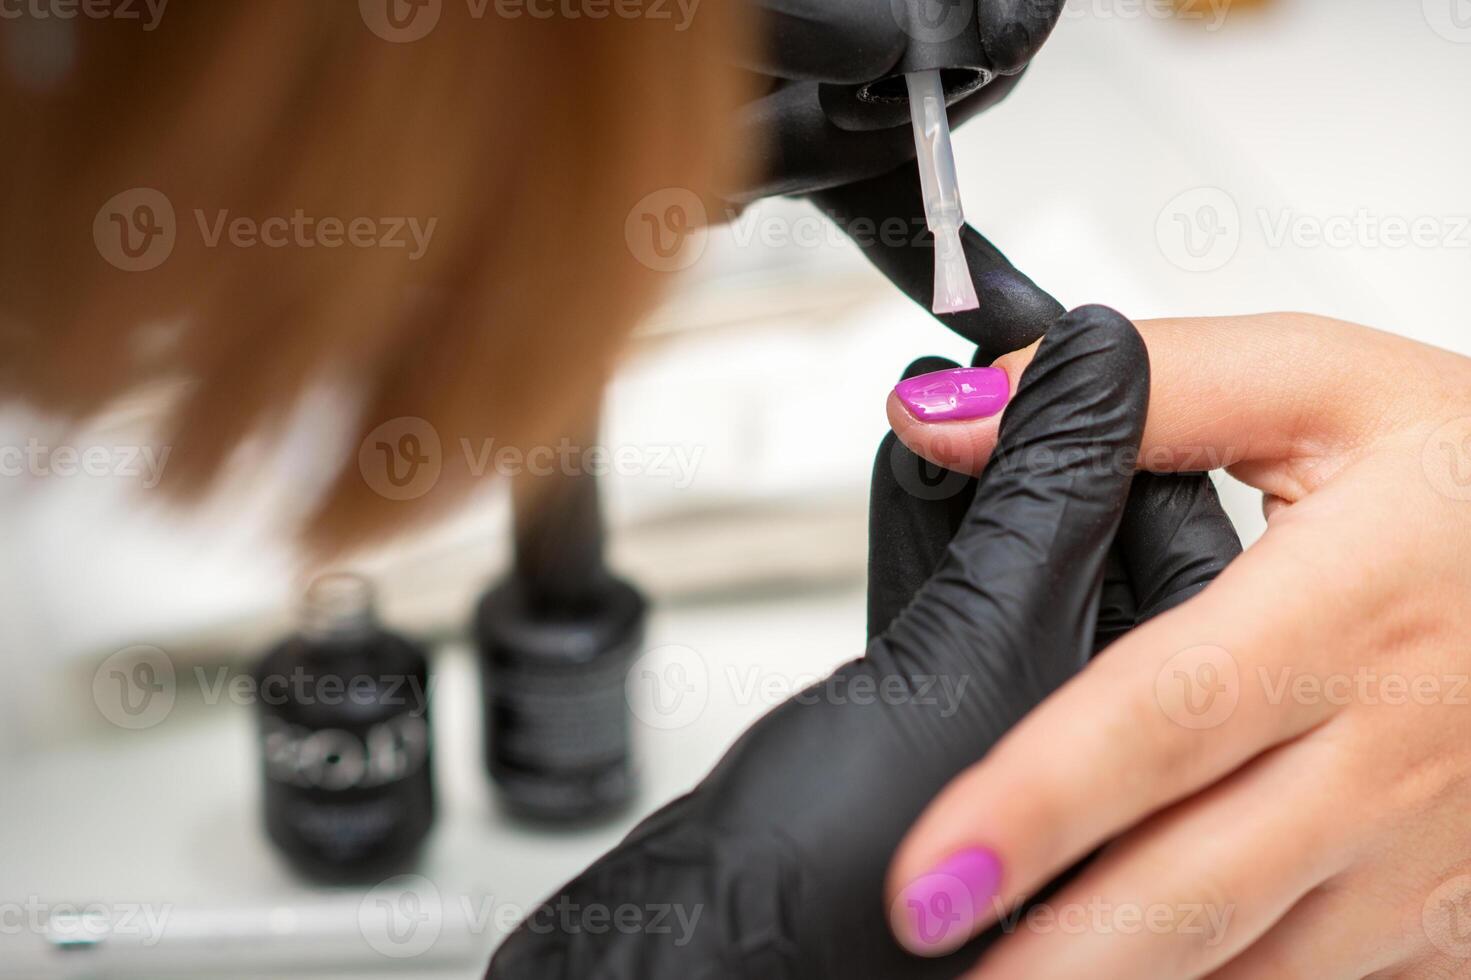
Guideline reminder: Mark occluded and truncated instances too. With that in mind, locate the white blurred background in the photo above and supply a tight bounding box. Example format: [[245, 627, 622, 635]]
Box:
[[1, 1, 1469, 976]]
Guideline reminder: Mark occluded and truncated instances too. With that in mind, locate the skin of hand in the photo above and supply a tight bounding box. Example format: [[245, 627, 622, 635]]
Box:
[[484, 305, 1244, 979], [884, 311, 1471, 978], [735, 0, 1066, 200]]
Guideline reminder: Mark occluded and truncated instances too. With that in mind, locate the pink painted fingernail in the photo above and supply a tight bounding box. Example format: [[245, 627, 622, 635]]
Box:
[[893, 367, 1009, 422], [892, 847, 1003, 955]]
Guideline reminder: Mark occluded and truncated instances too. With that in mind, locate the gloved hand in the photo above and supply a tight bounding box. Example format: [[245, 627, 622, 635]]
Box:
[[735, 0, 1067, 199], [811, 163, 1066, 354], [484, 300, 1244, 977]]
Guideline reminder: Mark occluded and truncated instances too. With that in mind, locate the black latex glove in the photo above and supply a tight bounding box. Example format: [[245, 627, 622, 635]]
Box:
[[736, 0, 1067, 199], [485, 303, 1244, 978], [868, 362, 1240, 657], [811, 163, 1064, 356]]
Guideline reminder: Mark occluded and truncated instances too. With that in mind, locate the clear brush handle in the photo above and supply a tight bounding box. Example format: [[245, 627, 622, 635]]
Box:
[[905, 70, 980, 314]]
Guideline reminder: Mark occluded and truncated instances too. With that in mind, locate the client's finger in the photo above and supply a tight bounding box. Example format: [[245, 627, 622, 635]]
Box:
[[887, 527, 1344, 956], [889, 313, 1436, 501]]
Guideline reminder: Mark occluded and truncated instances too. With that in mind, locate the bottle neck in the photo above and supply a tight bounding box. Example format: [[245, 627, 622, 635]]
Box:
[[298, 572, 378, 643], [510, 420, 608, 612]]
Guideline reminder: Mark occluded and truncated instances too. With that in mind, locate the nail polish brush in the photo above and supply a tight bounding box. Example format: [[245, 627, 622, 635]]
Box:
[[905, 69, 979, 315]]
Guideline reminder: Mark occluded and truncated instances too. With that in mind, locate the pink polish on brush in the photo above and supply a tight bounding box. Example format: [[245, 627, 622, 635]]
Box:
[[893, 367, 1009, 422], [894, 847, 1003, 955]]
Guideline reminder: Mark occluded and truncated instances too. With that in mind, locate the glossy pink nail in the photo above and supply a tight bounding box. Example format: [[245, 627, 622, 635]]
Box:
[[893, 367, 1009, 422], [893, 847, 1003, 955]]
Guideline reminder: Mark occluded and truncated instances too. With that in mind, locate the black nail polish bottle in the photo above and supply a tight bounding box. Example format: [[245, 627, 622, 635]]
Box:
[[254, 573, 435, 880], [475, 423, 646, 823]]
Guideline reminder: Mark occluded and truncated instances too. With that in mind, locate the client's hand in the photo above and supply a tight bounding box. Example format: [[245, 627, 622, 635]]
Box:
[[884, 313, 1471, 978], [484, 304, 1242, 979], [734, 0, 1065, 200]]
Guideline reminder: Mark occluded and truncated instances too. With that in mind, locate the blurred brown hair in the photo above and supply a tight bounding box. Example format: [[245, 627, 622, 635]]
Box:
[[0, 0, 749, 553]]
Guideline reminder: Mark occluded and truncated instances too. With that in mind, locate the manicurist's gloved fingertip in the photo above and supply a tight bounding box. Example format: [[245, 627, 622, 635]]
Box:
[[1016, 304, 1150, 414], [976, 0, 1068, 74]]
